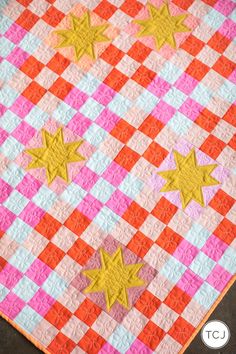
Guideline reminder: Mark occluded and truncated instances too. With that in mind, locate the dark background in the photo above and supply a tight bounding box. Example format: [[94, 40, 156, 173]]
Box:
[[0, 283, 235, 354]]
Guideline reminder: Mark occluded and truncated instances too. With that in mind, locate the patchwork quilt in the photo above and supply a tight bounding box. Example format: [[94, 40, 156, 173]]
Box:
[[0, 0, 236, 353]]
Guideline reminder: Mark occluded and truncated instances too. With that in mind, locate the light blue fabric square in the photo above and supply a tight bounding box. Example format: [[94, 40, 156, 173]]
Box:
[[194, 283, 219, 309], [159, 61, 182, 84], [42, 272, 67, 299], [76, 73, 101, 95], [9, 247, 36, 273], [13, 276, 39, 302], [24, 106, 49, 129], [0, 60, 17, 80], [94, 206, 120, 232], [80, 98, 104, 121], [108, 94, 131, 116], [168, 112, 192, 135], [83, 123, 108, 147], [219, 80, 236, 103], [1, 136, 24, 160], [15, 306, 42, 333], [185, 223, 211, 248], [191, 83, 212, 106], [108, 325, 136, 353], [53, 101, 76, 125], [19, 33, 41, 54], [1, 163, 25, 187], [0, 14, 13, 34], [204, 9, 226, 29], [86, 150, 112, 175], [218, 247, 236, 274], [0, 111, 21, 133], [0, 85, 19, 107], [160, 256, 186, 284], [163, 87, 187, 109], [136, 90, 159, 113], [190, 252, 215, 279], [119, 174, 143, 199], [90, 178, 115, 203], [0, 284, 9, 302], [0, 37, 14, 57], [7, 219, 33, 244], [3, 190, 28, 215], [61, 182, 86, 207], [32, 185, 57, 211]]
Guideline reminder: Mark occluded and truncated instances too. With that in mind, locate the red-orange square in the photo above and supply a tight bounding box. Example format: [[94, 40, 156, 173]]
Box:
[[138, 321, 165, 350], [229, 134, 236, 150], [132, 65, 156, 88], [114, 146, 140, 171], [164, 286, 191, 314], [208, 32, 231, 53], [186, 59, 209, 81], [110, 119, 135, 143], [120, 0, 143, 17], [100, 44, 124, 66], [168, 317, 195, 345], [45, 301, 72, 330], [128, 41, 151, 63], [143, 142, 168, 167], [38, 243, 65, 269], [122, 201, 148, 229], [214, 218, 236, 245], [22, 82, 46, 104], [127, 231, 153, 258], [67, 238, 94, 266], [75, 298, 101, 326], [172, 0, 194, 9], [20, 56, 44, 79], [156, 227, 183, 254], [202, 0, 217, 5], [213, 56, 235, 78], [0, 257, 7, 272], [135, 290, 161, 318], [49, 77, 73, 100], [94, 0, 117, 20], [103, 68, 128, 91], [139, 115, 164, 139], [78, 329, 106, 354], [200, 134, 226, 159], [35, 213, 61, 240], [42, 6, 65, 27], [180, 34, 204, 56], [209, 189, 234, 216], [47, 53, 70, 75], [223, 104, 236, 127], [64, 209, 90, 237], [47, 333, 76, 354], [16, 9, 39, 30], [195, 108, 220, 132], [152, 197, 177, 224], [17, 0, 32, 6]]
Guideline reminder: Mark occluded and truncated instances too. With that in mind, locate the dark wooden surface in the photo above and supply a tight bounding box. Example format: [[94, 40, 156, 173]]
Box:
[[0, 282, 235, 354]]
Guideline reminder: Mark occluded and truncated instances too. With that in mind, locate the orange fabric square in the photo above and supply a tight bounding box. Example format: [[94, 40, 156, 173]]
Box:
[[139, 115, 164, 139], [38, 243, 65, 269], [20, 56, 44, 79], [0, 257, 7, 272], [143, 142, 168, 167], [195, 108, 220, 132], [208, 32, 231, 53], [168, 317, 195, 345], [16, 9, 38, 30], [138, 321, 165, 350], [114, 146, 140, 171], [152, 197, 177, 224], [110, 119, 135, 143], [75, 298, 101, 326], [47, 333, 75, 354], [35, 213, 61, 240], [120, 0, 143, 17], [22, 81, 46, 104], [103, 68, 128, 91], [156, 227, 183, 254], [172, 0, 194, 9], [181, 35, 204, 56], [164, 286, 191, 314], [200, 134, 226, 159], [47, 53, 70, 75], [223, 104, 236, 127], [132, 65, 156, 88], [49, 77, 73, 100], [229, 134, 236, 150], [100, 44, 124, 66], [17, 0, 32, 7], [214, 218, 236, 245], [42, 6, 65, 27], [186, 59, 209, 81], [94, 0, 117, 20], [209, 189, 234, 216], [122, 201, 148, 229], [135, 290, 161, 318], [64, 209, 90, 237], [213, 56, 235, 78], [45, 301, 72, 330], [67, 238, 94, 266], [128, 41, 151, 63], [127, 231, 153, 258], [78, 329, 106, 354]]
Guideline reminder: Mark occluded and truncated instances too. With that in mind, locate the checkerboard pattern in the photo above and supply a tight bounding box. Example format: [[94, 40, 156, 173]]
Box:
[[0, 0, 235, 353]]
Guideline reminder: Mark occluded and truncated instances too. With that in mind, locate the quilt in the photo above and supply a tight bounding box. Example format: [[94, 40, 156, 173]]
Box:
[[0, 0, 236, 353]]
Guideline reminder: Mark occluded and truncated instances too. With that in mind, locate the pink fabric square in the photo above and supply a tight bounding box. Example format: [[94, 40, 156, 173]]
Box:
[[78, 194, 103, 219], [106, 190, 132, 216], [0, 293, 25, 320], [229, 69, 236, 84], [92, 83, 116, 105], [25, 259, 52, 286], [0, 128, 8, 145], [67, 112, 91, 136], [0, 103, 7, 116], [206, 264, 232, 292], [0, 206, 16, 231], [5, 23, 27, 44], [179, 98, 203, 121], [28, 289, 55, 316], [0, 179, 13, 203], [177, 269, 203, 296], [74, 166, 99, 191], [0, 264, 22, 289], [16, 174, 41, 199], [173, 240, 199, 266], [10, 96, 34, 118], [102, 162, 127, 187], [214, 0, 235, 16], [95, 108, 120, 132], [6, 47, 29, 68], [126, 339, 152, 354], [152, 100, 175, 124], [219, 19, 236, 39], [147, 76, 171, 97], [64, 87, 88, 110], [12, 121, 36, 145], [99, 343, 120, 354], [19, 202, 45, 227], [175, 73, 198, 95], [202, 235, 228, 262]]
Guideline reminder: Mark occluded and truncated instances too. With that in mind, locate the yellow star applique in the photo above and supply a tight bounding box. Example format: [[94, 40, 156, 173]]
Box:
[[83, 247, 145, 311], [158, 149, 219, 208], [54, 12, 110, 61], [134, 2, 190, 50], [25, 128, 85, 184]]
